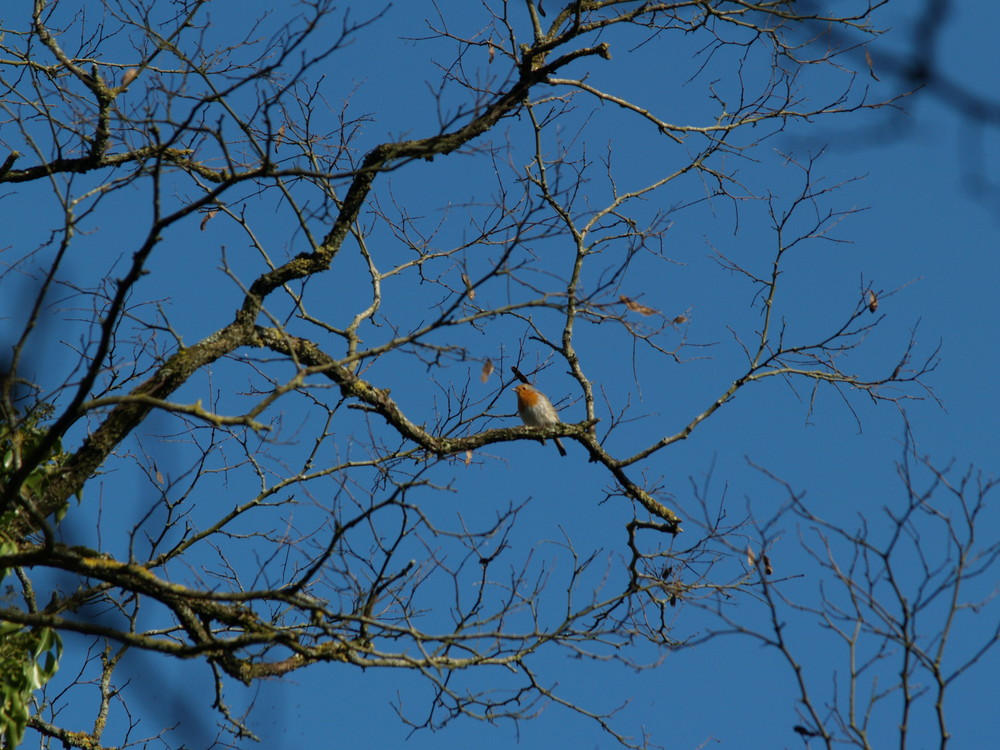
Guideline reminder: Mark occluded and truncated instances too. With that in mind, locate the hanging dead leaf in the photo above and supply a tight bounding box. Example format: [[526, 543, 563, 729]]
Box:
[[762, 554, 773, 575], [200, 209, 218, 230], [275, 123, 286, 150], [487, 41, 496, 64], [868, 290, 879, 313], [865, 47, 880, 81], [480, 359, 494, 383], [746, 545, 756, 568], [672, 314, 689, 325], [465, 450, 473, 466], [121, 68, 140, 88], [619, 295, 658, 316], [462, 273, 475, 300]]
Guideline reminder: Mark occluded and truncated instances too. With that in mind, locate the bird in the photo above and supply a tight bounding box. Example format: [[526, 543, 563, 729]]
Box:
[[513, 383, 566, 456]]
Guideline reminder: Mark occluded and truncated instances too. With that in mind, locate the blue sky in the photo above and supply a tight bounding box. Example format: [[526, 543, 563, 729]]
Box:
[[5, 1, 999, 749], [252, 3, 998, 747]]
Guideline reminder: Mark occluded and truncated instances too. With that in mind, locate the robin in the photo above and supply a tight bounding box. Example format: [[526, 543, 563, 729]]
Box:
[[513, 383, 567, 456]]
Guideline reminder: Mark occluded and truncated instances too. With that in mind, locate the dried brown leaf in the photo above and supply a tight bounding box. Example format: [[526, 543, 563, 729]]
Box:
[[464, 450, 473, 466], [868, 290, 879, 313], [480, 359, 494, 383], [746, 545, 756, 568], [200, 210, 218, 231], [865, 47, 880, 81], [619, 295, 658, 316], [762, 554, 773, 576], [462, 273, 475, 300]]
